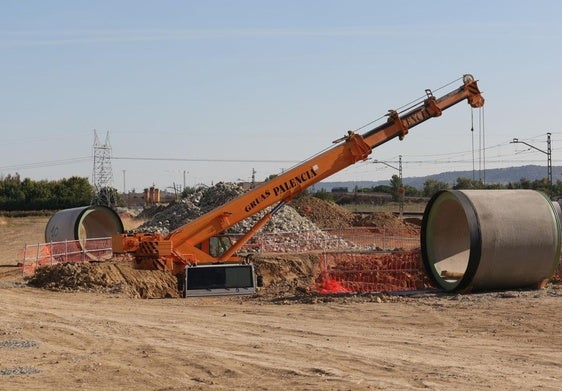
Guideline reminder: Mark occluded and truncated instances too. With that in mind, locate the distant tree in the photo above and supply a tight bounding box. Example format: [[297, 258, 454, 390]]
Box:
[[423, 179, 450, 197], [0, 175, 92, 210], [518, 178, 532, 189], [313, 188, 334, 202], [484, 182, 504, 190], [453, 177, 484, 190], [58, 177, 93, 208], [371, 185, 392, 194], [389, 174, 402, 201], [0, 174, 25, 208], [531, 178, 553, 196], [403, 185, 420, 197], [553, 180, 562, 196]]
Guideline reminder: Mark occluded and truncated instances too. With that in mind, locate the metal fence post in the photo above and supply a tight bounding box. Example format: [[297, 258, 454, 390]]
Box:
[[22, 244, 27, 276], [35, 243, 40, 271]]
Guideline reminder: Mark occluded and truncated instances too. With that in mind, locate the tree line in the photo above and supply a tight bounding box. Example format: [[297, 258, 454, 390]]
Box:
[[2, 173, 562, 212], [358, 175, 562, 200], [0, 174, 93, 211], [314, 175, 562, 203]]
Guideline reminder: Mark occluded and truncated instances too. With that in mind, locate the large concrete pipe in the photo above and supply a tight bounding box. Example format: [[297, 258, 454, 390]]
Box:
[[421, 190, 561, 292], [45, 205, 124, 243]]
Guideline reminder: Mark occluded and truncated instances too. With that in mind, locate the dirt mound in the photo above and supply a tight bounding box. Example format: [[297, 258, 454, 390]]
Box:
[[23, 254, 321, 300], [249, 253, 321, 298], [26, 261, 179, 298], [290, 196, 354, 229], [289, 196, 419, 235], [353, 211, 419, 234]]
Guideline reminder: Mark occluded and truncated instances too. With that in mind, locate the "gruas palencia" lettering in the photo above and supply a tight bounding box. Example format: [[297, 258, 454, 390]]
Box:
[[244, 165, 319, 212]]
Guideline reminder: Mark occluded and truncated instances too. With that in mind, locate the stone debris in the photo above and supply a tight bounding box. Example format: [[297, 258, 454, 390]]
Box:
[[0, 366, 42, 376], [135, 182, 245, 236], [0, 340, 38, 349], [132, 183, 419, 254], [135, 182, 329, 237], [134, 182, 362, 253]]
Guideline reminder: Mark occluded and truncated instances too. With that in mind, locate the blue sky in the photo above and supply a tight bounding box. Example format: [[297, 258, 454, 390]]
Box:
[[2, 1, 561, 191]]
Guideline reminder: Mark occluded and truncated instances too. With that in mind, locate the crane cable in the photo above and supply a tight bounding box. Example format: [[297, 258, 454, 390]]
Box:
[[351, 76, 464, 133], [471, 107, 475, 180]]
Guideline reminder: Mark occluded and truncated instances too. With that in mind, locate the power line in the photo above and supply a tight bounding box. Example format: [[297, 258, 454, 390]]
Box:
[[112, 156, 300, 164], [0, 157, 91, 171]]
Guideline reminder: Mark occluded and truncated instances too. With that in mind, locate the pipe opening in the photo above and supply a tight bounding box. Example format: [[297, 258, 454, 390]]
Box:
[[78, 208, 121, 241], [423, 192, 473, 290]]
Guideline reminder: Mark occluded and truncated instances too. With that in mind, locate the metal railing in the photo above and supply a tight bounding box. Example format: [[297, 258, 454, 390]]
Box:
[[19, 238, 113, 275]]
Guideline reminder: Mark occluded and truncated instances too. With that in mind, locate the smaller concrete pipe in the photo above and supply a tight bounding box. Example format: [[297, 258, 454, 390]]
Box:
[[45, 205, 124, 243], [421, 190, 561, 292]]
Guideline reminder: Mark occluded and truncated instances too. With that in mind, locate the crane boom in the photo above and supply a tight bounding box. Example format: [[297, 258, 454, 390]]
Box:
[[113, 74, 484, 292]]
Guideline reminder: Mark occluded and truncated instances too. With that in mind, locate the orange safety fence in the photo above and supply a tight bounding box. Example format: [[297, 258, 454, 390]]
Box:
[[316, 249, 434, 293], [18, 229, 562, 292], [239, 227, 430, 293], [18, 238, 113, 275]]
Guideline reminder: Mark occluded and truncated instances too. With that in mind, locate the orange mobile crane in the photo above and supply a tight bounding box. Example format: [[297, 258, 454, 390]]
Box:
[[113, 74, 484, 296]]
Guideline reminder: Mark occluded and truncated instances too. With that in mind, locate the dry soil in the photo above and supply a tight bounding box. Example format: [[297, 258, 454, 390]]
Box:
[[1, 216, 562, 390]]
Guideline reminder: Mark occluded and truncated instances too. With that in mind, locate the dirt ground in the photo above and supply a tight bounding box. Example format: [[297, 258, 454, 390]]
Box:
[[1, 216, 562, 390]]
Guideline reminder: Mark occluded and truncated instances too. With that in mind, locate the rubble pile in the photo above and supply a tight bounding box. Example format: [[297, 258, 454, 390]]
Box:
[[249, 228, 359, 253], [135, 182, 329, 237], [135, 183, 246, 236], [135, 204, 168, 221], [232, 206, 321, 234], [134, 183, 419, 253]]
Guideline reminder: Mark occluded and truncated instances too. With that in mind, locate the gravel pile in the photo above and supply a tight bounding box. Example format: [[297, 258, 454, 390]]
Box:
[[135, 182, 328, 238], [129, 182, 424, 257], [135, 182, 247, 236]]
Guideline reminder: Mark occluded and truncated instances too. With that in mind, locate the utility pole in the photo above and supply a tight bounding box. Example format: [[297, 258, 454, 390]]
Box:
[[372, 155, 404, 217], [511, 132, 552, 186]]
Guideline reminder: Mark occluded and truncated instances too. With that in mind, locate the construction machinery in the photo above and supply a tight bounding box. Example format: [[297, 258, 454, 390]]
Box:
[[112, 74, 484, 296]]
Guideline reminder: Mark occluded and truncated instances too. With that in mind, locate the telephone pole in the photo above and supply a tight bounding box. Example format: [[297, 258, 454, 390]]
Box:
[[373, 155, 404, 217], [511, 132, 552, 186]]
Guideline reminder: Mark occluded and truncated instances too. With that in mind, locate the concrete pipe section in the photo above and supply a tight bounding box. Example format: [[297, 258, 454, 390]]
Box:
[[421, 190, 561, 292], [45, 205, 124, 243]]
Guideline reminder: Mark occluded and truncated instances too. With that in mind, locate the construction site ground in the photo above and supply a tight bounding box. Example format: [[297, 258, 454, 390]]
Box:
[[2, 213, 562, 390]]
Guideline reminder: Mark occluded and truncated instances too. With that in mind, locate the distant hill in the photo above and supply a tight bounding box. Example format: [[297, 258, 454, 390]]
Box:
[[317, 165, 558, 191]]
